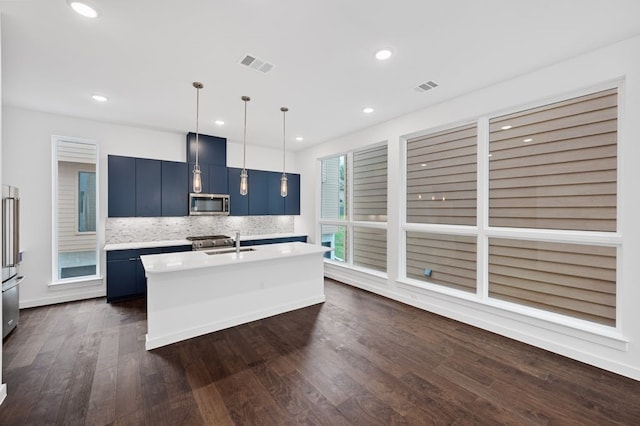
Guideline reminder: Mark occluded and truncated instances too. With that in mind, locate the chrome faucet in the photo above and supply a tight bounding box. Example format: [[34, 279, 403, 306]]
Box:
[[235, 231, 240, 254]]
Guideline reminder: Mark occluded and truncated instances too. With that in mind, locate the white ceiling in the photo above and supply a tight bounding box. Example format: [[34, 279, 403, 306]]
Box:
[[2, 0, 640, 151]]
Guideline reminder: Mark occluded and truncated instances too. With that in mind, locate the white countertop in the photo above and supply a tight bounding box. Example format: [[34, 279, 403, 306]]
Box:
[[140, 242, 329, 274], [104, 233, 307, 251]]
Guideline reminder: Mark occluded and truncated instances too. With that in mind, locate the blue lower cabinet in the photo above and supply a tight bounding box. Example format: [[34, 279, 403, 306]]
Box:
[[107, 246, 187, 302], [106, 258, 136, 302]]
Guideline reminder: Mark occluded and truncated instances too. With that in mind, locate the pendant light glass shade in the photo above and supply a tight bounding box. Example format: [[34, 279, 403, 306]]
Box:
[[280, 107, 288, 198], [240, 169, 248, 196], [240, 96, 251, 196], [192, 164, 202, 194], [192, 82, 204, 193], [280, 173, 288, 197]]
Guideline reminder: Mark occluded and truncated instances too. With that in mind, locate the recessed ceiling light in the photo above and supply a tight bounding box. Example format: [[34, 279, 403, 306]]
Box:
[[295, 136, 304, 141], [214, 120, 225, 126], [523, 138, 533, 143], [362, 107, 374, 114], [420, 163, 427, 167], [91, 94, 107, 102], [375, 49, 393, 60], [501, 125, 512, 130], [68, 1, 99, 18]]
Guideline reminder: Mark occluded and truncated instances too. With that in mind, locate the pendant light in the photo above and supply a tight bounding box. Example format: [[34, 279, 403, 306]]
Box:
[[240, 96, 251, 196], [192, 82, 204, 194], [280, 107, 288, 197]]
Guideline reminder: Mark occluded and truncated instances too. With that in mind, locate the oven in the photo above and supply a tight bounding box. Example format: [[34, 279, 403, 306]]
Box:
[[187, 235, 235, 251]]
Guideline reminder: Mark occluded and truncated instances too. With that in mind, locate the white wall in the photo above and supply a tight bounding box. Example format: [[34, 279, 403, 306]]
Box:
[[2, 107, 293, 308], [0, 12, 6, 406], [295, 34, 640, 380]]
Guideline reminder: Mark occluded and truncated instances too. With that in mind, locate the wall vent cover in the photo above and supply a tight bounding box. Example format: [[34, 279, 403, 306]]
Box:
[[239, 54, 275, 73], [414, 80, 439, 92]]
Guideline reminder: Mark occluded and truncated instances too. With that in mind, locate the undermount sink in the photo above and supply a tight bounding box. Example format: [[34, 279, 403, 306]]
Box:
[[204, 248, 256, 255]]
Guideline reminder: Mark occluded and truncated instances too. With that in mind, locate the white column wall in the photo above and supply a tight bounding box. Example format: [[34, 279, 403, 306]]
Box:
[[294, 34, 640, 380]]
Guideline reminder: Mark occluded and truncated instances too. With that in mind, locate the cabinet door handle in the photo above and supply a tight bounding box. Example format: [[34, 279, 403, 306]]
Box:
[[129, 258, 136, 261]]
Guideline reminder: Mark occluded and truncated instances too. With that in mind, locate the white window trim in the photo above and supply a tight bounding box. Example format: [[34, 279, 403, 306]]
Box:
[[51, 135, 102, 286]]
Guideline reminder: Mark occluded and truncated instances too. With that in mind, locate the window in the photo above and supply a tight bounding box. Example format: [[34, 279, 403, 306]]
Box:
[[405, 123, 478, 292], [402, 87, 619, 327], [488, 88, 617, 232], [406, 123, 477, 225], [78, 171, 96, 232], [320, 144, 388, 272], [487, 88, 618, 326], [406, 232, 476, 293], [53, 137, 99, 281]]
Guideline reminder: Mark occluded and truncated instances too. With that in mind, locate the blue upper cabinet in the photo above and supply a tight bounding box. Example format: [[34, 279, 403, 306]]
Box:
[[162, 161, 188, 216], [186, 132, 226, 166], [249, 169, 269, 215], [228, 167, 249, 216], [268, 171, 285, 215], [108, 155, 136, 217], [284, 173, 301, 215], [135, 158, 162, 217], [209, 164, 228, 195]]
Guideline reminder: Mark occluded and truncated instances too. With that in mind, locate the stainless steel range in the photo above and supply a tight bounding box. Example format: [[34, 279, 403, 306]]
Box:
[[187, 235, 235, 251]]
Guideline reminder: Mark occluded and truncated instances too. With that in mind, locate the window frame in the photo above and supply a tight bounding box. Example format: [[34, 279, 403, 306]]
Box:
[[51, 135, 102, 286], [318, 141, 389, 275], [399, 81, 623, 334]]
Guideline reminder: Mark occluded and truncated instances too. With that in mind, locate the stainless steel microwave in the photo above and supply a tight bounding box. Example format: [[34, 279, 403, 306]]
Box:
[[189, 193, 230, 216]]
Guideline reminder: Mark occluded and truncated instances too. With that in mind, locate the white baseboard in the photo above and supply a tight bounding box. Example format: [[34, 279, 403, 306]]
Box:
[[20, 289, 106, 309]]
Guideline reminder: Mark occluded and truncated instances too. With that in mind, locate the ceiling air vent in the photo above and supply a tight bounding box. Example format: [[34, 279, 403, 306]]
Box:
[[239, 54, 275, 74], [414, 80, 439, 92]]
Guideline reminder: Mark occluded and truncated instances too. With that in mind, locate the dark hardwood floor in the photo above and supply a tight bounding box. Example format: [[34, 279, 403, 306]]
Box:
[[1, 279, 639, 425]]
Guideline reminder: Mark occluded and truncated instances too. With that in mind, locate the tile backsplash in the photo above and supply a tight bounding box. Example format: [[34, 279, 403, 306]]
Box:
[[106, 216, 295, 244]]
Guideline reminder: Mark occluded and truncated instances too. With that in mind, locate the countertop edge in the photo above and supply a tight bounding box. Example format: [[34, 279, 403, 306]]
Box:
[[104, 233, 308, 251], [141, 242, 329, 274]]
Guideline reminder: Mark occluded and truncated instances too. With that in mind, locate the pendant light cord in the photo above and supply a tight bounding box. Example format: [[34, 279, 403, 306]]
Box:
[[243, 100, 247, 169], [282, 109, 286, 173], [195, 86, 200, 168]]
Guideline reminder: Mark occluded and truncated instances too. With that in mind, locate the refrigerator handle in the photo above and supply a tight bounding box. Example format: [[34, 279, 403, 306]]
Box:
[[14, 197, 20, 266], [2, 197, 18, 268]]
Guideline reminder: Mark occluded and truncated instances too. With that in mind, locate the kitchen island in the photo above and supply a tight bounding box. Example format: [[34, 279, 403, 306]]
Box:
[[140, 242, 330, 350]]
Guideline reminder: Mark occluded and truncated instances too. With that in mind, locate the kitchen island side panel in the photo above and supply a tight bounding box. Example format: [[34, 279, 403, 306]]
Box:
[[144, 251, 325, 349]]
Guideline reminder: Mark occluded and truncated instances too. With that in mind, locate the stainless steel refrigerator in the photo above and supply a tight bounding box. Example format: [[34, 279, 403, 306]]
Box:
[[3, 185, 23, 338]]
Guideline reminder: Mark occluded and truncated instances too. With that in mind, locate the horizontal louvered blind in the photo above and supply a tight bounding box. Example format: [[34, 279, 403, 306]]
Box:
[[407, 124, 477, 225], [353, 145, 387, 221], [406, 232, 476, 293], [57, 140, 97, 163], [488, 238, 616, 326], [353, 227, 386, 272], [489, 88, 617, 232], [321, 156, 345, 220]]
